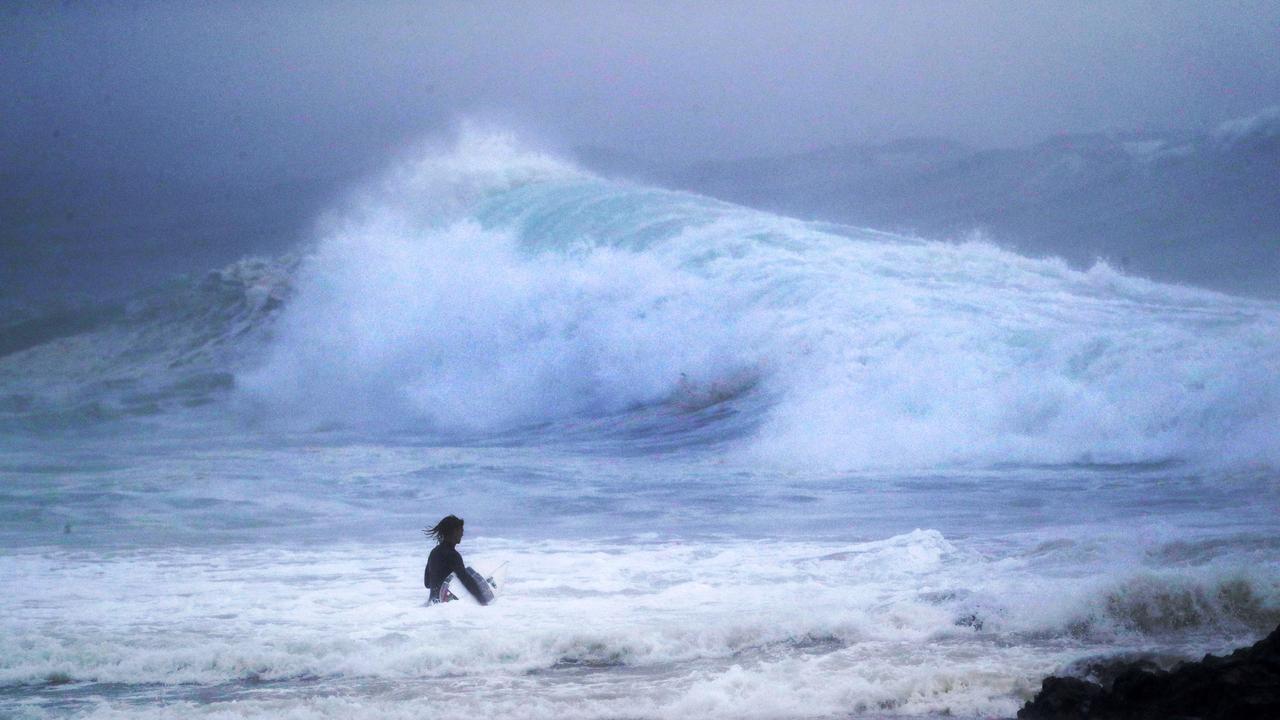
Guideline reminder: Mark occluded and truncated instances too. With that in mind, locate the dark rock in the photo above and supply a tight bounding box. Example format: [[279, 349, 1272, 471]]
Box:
[[1018, 676, 1103, 719], [1058, 653, 1173, 690], [1018, 623, 1280, 719]]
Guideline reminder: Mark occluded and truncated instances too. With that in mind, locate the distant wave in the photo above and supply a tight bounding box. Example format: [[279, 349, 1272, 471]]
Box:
[[0, 257, 292, 432], [2, 131, 1279, 469]]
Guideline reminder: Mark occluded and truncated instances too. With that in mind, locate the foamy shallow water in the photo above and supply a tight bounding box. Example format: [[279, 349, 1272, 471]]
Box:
[[3, 441, 1278, 719]]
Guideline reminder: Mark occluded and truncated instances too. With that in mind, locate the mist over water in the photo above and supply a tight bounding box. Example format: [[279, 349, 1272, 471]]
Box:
[[2, 132, 1279, 720]]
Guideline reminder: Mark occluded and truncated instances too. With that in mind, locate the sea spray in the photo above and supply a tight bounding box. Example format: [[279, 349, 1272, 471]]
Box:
[[1, 132, 1278, 468], [238, 133, 1280, 469]]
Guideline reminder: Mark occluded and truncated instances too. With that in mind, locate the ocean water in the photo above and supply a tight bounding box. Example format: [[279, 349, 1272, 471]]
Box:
[[2, 133, 1278, 719]]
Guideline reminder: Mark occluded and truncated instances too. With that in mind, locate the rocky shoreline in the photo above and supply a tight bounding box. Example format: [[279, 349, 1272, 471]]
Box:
[[1017, 623, 1280, 719]]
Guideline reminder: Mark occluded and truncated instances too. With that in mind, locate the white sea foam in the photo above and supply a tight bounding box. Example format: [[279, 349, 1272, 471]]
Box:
[[3, 529, 1276, 719], [2, 131, 1276, 468], [236, 132, 1280, 469]]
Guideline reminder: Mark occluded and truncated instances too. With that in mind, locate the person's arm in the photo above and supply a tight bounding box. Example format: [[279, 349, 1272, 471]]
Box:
[[449, 549, 490, 605]]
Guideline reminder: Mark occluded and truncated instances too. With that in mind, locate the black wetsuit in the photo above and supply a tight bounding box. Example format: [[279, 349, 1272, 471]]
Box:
[[424, 543, 488, 604]]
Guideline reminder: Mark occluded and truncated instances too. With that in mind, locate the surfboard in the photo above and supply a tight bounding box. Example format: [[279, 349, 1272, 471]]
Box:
[[439, 565, 497, 604], [486, 561, 509, 591]]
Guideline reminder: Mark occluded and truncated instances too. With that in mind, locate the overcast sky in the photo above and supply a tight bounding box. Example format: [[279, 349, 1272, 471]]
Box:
[[5, 0, 1280, 176], [4, 1, 1280, 303]]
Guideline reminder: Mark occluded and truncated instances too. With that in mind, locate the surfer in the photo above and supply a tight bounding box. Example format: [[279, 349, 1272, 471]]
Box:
[[423, 515, 490, 605]]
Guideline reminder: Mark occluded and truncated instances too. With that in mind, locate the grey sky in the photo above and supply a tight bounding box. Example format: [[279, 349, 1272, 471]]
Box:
[[5, 0, 1279, 171], [4, 1, 1280, 302]]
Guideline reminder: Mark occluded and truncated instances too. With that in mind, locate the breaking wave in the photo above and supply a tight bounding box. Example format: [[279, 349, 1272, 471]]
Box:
[[3, 131, 1279, 469]]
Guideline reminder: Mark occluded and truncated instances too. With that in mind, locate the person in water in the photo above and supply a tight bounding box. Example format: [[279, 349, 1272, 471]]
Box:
[[423, 515, 490, 605]]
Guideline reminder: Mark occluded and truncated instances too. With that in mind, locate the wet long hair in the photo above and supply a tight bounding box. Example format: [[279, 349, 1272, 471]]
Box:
[[424, 515, 464, 544]]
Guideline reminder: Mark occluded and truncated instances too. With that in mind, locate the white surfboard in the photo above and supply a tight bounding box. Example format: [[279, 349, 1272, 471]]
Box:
[[486, 561, 509, 592], [440, 565, 497, 604]]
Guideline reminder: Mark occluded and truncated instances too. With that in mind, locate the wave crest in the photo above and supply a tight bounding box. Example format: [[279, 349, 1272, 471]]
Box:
[[240, 134, 1280, 468], [4, 132, 1278, 470]]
